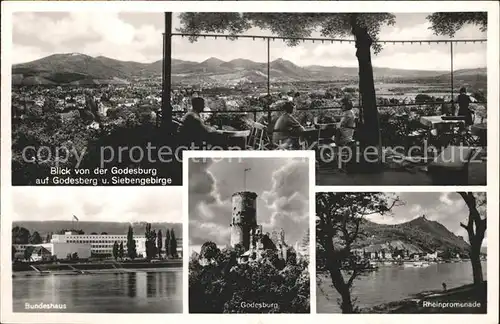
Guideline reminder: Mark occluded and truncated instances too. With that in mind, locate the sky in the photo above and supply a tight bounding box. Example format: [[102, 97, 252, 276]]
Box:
[[366, 192, 487, 246], [12, 12, 487, 70], [11, 187, 182, 223], [188, 157, 310, 252]]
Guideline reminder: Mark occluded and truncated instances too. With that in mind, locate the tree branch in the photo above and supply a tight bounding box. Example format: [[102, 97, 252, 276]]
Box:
[[347, 268, 359, 288]]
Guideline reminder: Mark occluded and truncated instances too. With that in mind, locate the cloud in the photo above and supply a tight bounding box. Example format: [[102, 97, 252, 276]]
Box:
[[260, 159, 309, 244], [189, 219, 231, 247], [188, 158, 233, 246], [11, 187, 182, 223], [11, 44, 51, 65], [188, 158, 220, 211], [189, 157, 310, 247], [439, 192, 454, 206], [367, 192, 488, 244], [12, 12, 164, 64], [12, 12, 487, 70]]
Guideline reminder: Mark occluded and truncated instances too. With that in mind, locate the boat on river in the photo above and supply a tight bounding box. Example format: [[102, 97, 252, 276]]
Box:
[[403, 261, 430, 268]]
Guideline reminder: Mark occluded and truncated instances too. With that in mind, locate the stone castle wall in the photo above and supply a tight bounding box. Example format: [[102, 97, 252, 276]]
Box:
[[230, 191, 258, 249]]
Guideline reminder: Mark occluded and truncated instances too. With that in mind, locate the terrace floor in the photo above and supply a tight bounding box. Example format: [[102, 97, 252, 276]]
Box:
[[316, 155, 486, 186]]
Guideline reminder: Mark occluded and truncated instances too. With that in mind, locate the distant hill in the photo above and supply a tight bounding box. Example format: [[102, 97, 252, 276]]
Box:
[[357, 215, 470, 255], [411, 67, 487, 86], [12, 221, 182, 238], [12, 53, 486, 86]]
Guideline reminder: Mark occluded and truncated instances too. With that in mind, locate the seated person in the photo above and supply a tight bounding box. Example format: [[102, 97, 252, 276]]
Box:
[[456, 87, 474, 126], [336, 98, 356, 146], [258, 113, 279, 135], [179, 97, 222, 146], [272, 101, 306, 149], [440, 102, 451, 116]]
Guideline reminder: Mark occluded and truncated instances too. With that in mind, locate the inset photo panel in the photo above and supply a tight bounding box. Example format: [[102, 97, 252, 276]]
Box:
[[184, 150, 315, 313], [316, 191, 487, 314], [7, 10, 489, 187], [5, 187, 183, 318]]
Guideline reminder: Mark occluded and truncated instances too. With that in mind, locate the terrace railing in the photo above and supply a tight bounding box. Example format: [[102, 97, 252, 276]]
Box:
[[163, 101, 487, 123]]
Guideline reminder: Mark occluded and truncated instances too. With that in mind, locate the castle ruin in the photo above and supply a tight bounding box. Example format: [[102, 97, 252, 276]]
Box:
[[229, 191, 288, 263]]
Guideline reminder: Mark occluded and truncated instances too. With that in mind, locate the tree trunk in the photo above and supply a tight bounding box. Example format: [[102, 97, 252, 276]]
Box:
[[162, 12, 173, 132], [328, 260, 354, 313], [351, 21, 382, 171], [469, 238, 484, 285], [470, 246, 483, 285]]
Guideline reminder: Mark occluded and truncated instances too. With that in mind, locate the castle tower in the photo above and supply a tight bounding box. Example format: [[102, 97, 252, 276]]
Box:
[[230, 191, 257, 250], [279, 228, 285, 244]]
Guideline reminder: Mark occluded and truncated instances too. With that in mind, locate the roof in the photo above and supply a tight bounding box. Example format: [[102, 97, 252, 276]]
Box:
[[356, 240, 423, 254]]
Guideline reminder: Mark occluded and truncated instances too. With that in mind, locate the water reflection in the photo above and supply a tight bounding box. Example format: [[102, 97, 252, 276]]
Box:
[[317, 261, 487, 313], [13, 269, 182, 313], [127, 272, 136, 298]]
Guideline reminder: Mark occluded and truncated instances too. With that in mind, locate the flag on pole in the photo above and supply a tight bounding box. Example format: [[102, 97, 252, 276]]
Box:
[[73, 215, 79, 221]]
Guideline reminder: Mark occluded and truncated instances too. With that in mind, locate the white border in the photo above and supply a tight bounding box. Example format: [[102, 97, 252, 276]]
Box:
[[183, 150, 317, 314], [1, 1, 498, 323], [0, 1, 496, 13]]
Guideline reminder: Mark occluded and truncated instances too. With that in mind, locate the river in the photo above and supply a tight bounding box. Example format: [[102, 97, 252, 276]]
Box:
[[317, 261, 487, 313], [13, 268, 182, 313]]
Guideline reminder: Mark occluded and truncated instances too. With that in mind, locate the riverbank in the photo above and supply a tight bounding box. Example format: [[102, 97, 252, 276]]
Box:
[[12, 260, 182, 277], [362, 281, 487, 313]]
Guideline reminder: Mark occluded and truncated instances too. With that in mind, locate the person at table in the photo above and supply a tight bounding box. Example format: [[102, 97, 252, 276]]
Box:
[[440, 101, 453, 116], [179, 97, 222, 146], [336, 97, 356, 145], [272, 101, 306, 148], [258, 114, 279, 134], [456, 87, 474, 126]]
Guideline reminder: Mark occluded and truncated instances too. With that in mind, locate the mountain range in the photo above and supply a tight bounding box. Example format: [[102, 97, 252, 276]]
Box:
[[12, 221, 182, 238], [357, 215, 472, 255], [12, 53, 487, 86]]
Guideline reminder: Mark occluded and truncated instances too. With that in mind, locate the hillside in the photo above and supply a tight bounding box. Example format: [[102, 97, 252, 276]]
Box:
[[409, 67, 487, 86], [12, 53, 486, 86], [12, 221, 182, 238], [356, 215, 470, 255]]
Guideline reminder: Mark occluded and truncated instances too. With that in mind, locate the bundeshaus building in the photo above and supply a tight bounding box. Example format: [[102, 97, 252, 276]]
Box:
[[13, 231, 182, 261]]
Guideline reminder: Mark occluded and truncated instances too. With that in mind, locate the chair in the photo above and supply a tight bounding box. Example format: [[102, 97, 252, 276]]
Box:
[[316, 123, 337, 147], [429, 122, 457, 149], [171, 119, 183, 133], [171, 119, 186, 144], [455, 122, 481, 147], [315, 123, 348, 170], [405, 129, 427, 151], [247, 122, 267, 150], [224, 130, 251, 150]]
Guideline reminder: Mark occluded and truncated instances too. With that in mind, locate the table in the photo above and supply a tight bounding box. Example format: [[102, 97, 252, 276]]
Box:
[[419, 116, 465, 128], [302, 128, 319, 137], [220, 130, 250, 149], [300, 128, 320, 148], [420, 116, 466, 147]]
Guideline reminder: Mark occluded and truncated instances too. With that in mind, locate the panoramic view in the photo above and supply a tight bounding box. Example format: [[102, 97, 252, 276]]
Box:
[[11, 11, 487, 186], [11, 187, 183, 313], [316, 192, 487, 313], [188, 156, 311, 313]]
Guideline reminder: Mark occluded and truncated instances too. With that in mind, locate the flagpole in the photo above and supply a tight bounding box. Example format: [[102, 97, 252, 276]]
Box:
[[243, 168, 251, 191]]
